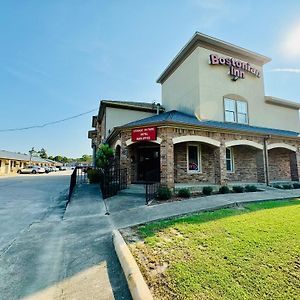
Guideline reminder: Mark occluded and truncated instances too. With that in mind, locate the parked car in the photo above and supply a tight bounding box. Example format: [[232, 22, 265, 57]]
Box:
[[58, 166, 67, 171], [18, 166, 45, 174], [51, 166, 59, 172], [44, 167, 52, 173]]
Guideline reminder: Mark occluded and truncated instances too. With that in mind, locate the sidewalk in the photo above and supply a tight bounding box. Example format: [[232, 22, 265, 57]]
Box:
[[56, 184, 300, 300], [106, 185, 300, 229]]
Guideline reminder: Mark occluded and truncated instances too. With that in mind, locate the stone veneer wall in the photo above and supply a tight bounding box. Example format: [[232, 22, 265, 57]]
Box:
[[109, 126, 300, 187], [174, 143, 216, 183], [268, 148, 292, 181], [226, 146, 259, 182]]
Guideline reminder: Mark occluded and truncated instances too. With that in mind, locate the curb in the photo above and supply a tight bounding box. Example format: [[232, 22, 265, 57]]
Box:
[[112, 230, 154, 300]]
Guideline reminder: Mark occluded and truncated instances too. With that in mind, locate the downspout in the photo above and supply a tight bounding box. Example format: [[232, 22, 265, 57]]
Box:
[[156, 103, 160, 115], [263, 135, 270, 186]]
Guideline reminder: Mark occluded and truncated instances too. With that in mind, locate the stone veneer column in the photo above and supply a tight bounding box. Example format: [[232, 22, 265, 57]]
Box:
[[290, 148, 300, 181], [256, 150, 266, 183], [214, 141, 227, 185], [160, 128, 174, 188], [120, 132, 132, 184]]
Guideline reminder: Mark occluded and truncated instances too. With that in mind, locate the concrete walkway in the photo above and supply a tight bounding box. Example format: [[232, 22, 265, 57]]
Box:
[[107, 185, 300, 230], [21, 183, 299, 300]]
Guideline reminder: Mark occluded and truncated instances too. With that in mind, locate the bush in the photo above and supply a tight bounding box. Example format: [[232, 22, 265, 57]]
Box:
[[87, 168, 101, 184], [245, 185, 258, 192], [157, 187, 172, 200], [232, 185, 244, 193], [219, 186, 230, 194], [293, 183, 300, 189], [202, 186, 213, 196], [282, 184, 293, 190], [177, 188, 191, 198], [273, 184, 282, 189]]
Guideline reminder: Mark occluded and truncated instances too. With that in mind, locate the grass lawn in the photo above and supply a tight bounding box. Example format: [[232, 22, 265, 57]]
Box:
[[129, 199, 300, 300]]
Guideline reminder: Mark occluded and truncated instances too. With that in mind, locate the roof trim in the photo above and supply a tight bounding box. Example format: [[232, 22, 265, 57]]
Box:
[[265, 96, 300, 110], [97, 100, 164, 121], [157, 32, 271, 84]]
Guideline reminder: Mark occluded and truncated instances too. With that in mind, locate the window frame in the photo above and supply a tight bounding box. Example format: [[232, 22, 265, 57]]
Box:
[[186, 143, 201, 174], [226, 147, 234, 173], [224, 98, 248, 124]]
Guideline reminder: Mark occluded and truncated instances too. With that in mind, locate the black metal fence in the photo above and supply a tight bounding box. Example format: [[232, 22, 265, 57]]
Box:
[[68, 166, 88, 200], [145, 181, 160, 205], [100, 166, 127, 199], [68, 168, 77, 200]]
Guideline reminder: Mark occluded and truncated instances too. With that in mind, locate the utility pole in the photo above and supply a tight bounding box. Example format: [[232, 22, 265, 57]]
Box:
[[29, 147, 35, 164]]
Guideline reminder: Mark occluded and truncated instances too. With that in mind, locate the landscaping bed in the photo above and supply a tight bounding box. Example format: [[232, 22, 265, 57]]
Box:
[[152, 185, 265, 204], [124, 199, 300, 299]]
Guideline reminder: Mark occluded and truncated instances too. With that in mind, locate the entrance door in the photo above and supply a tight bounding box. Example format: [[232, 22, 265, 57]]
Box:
[[137, 147, 160, 182]]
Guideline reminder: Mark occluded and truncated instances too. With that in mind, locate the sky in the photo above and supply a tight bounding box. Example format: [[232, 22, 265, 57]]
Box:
[[1, 0, 300, 158]]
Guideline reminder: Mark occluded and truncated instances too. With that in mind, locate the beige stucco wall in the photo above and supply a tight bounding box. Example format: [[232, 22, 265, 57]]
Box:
[[105, 107, 156, 138], [161, 46, 300, 132], [162, 48, 200, 116]]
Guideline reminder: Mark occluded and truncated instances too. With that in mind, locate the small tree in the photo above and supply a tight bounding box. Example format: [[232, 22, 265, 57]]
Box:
[[96, 144, 114, 168], [39, 148, 48, 159]]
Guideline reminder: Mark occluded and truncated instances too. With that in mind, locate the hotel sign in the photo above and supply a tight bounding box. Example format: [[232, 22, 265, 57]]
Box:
[[209, 54, 260, 81], [132, 126, 157, 142]]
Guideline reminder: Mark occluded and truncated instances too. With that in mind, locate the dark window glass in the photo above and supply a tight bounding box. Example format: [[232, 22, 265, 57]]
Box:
[[188, 145, 199, 171]]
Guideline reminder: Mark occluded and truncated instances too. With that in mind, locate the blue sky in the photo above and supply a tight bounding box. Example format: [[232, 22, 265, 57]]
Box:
[[1, 0, 300, 157]]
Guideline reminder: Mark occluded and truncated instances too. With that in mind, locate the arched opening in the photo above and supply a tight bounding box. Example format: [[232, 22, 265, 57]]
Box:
[[268, 147, 298, 182], [129, 141, 160, 182], [173, 139, 220, 184], [225, 144, 265, 183]]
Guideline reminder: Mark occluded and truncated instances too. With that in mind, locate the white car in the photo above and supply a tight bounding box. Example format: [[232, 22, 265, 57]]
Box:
[[18, 166, 45, 174], [51, 167, 59, 172]]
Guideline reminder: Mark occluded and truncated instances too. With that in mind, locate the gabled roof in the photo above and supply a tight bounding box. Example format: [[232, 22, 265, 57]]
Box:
[[98, 100, 164, 120], [0, 150, 52, 163], [122, 110, 299, 138], [157, 32, 271, 84]]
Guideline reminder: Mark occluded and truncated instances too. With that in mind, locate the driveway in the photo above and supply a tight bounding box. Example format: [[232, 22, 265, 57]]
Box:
[[0, 174, 131, 300], [0, 172, 71, 251]]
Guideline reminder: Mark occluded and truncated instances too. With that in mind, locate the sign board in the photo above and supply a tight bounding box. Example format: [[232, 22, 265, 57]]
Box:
[[132, 127, 157, 142], [209, 54, 260, 81]]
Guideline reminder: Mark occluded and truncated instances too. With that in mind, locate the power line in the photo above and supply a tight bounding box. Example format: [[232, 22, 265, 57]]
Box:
[[0, 108, 98, 132]]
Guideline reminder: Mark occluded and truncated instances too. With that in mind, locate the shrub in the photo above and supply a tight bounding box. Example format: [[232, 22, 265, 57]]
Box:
[[219, 186, 230, 194], [202, 186, 213, 196], [157, 187, 172, 200], [96, 144, 114, 168], [87, 168, 101, 184], [245, 185, 258, 192], [273, 184, 282, 189], [293, 183, 300, 189], [232, 185, 244, 193], [282, 184, 293, 190], [177, 188, 191, 198]]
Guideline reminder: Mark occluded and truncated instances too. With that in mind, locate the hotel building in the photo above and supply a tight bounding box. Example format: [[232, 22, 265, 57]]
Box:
[[88, 32, 300, 189]]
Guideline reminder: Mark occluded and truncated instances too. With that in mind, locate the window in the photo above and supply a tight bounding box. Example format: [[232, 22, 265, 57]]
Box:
[[226, 148, 234, 172], [224, 99, 236, 122], [187, 144, 201, 173], [224, 98, 248, 124], [237, 101, 248, 124]]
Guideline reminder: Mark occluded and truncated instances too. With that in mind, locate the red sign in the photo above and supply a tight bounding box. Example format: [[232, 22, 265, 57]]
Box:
[[132, 127, 157, 142]]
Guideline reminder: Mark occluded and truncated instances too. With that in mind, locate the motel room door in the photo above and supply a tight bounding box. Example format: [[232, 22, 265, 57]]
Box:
[[137, 146, 160, 182]]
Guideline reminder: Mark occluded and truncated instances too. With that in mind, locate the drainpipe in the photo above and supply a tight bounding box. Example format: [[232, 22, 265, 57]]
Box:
[[263, 135, 270, 186], [156, 103, 160, 115]]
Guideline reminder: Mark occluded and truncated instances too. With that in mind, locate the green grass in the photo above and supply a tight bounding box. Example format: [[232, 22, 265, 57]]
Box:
[[130, 199, 300, 300]]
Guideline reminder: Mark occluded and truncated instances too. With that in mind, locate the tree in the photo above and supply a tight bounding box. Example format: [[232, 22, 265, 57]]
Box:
[[96, 144, 114, 168], [80, 154, 92, 162], [39, 148, 48, 159]]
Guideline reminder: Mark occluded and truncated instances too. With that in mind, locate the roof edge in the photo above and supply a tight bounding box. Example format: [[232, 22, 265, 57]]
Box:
[[157, 32, 271, 84], [265, 96, 300, 110]]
